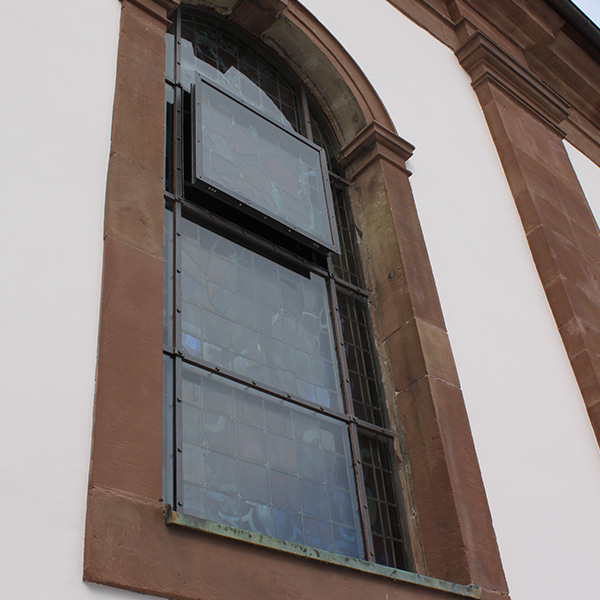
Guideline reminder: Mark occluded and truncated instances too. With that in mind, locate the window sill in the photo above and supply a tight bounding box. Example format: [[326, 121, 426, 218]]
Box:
[[165, 506, 481, 599]]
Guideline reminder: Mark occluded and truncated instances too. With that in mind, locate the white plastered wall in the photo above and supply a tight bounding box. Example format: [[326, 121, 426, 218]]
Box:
[[0, 1, 153, 598], [565, 142, 600, 224], [3, 1, 600, 599], [301, 2, 600, 599]]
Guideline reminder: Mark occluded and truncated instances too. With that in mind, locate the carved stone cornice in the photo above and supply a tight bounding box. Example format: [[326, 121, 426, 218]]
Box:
[[122, 0, 180, 27], [456, 31, 570, 135], [339, 121, 416, 179], [230, 0, 288, 36]]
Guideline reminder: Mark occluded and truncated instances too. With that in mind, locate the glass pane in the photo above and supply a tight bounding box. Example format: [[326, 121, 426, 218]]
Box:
[[196, 80, 337, 252], [359, 434, 406, 569], [180, 218, 342, 410], [180, 365, 364, 559], [163, 206, 174, 347], [337, 288, 384, 425]]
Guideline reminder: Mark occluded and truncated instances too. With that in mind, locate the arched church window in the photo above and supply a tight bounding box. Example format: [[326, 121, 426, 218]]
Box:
[[163, 7, 408, 569]]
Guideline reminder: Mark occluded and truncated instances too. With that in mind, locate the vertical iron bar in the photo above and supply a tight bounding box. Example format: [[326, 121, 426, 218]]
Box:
[[174, 10, 184, 197], [173, 199, 184, 510], [327, 272, 376, 562]]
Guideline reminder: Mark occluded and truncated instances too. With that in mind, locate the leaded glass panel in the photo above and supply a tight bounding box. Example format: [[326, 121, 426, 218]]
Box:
[[359, 434, 406, 567], [180, 216, 342, 410], [337, 288, 384, 426], [180, 365, 363, 559], [181, 12, 302, 131]]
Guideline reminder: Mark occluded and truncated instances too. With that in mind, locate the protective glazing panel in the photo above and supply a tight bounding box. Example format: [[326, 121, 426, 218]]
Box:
[[180, 365, 364, 559], [181, 217, 342, 410], [195, 80, 337, 251], [359, 434, 406, 569]]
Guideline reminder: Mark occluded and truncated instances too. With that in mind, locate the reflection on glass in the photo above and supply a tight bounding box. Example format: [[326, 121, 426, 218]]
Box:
[[180, 217, 342, 410], [180, 365, 363, 559], [196, 81, 335, 251]]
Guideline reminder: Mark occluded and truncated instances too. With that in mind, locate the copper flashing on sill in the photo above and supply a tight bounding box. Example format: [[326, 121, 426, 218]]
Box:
[[165, 506, 482, 599]]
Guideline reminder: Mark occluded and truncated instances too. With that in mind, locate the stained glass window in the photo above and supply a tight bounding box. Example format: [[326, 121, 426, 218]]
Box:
[[164, 7, 408, 572]]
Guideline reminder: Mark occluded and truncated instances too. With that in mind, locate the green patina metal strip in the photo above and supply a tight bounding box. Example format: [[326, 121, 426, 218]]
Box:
[[165, 507, 481, 599]]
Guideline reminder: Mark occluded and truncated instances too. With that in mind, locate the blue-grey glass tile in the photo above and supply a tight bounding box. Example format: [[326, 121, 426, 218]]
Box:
[[240, 499, 273, 536], [328, 488, 356, 527], [236, 421, 266, 463], [333, 524, 361, 559], [200, 372, 233, 415], [264, 402, 293, 437], [325, 453, 351, 490], [266, 432, 296, 472], [273, 509, 304, 544], [300, 479, 329, 519], [204, 410, 235, 455], [206, 450, 238, 494], [183, 442, 206, 486], [270, 471, 300, 512], [183, 483, 206, 518], [235, 393, 264, 427], [182, 401, 203, 446], [304, 517, 333, 552], [239, 461, 270, 504], [206, 490, 239, 527], [297, 443, 325, 483], [181, 220, 342, 410]]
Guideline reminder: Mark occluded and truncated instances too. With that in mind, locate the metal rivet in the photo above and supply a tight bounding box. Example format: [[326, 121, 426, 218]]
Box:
[[176, 397, 182, 403], [177, 447, 182, 453], [178, 501, 183, 507]]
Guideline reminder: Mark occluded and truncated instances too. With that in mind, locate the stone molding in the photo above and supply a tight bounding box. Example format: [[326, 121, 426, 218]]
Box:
[[230, 0, 288, 35], [339, 122, 415, 179], [122, 0, 179, 26], [456, 31, 570, 135]]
